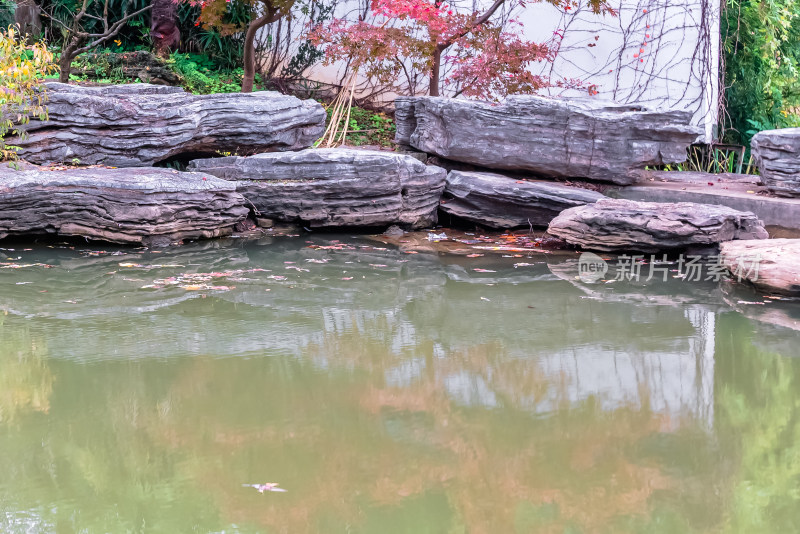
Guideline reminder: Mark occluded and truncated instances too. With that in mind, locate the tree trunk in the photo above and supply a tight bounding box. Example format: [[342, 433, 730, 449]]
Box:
[[429, 44, 444, 97], [241, 13, 272, 93], [58, 40, 79, 83], [14, 0, 42, 39], [150, 0, 180, 57]]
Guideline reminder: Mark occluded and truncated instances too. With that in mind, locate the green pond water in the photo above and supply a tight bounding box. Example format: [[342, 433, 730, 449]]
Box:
[[1, 234, 800, 533]]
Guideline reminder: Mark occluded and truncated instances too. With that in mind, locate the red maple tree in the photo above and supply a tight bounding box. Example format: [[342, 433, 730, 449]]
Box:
[[311, 0, 614, 100]]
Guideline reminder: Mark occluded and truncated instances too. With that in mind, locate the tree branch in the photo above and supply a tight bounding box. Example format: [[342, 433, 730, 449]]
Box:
[[77, 4, 153, 53], [443, 0, 506, 47]]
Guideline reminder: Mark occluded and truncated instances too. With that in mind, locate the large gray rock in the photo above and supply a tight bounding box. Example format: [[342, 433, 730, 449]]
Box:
[[751, 128, 800, 197], [440, 170, 606, 229], [720, 239, 800, 295], [188, 148, 446, 228], [547, 198, 768, 252], [395, 96, 702, 185], [12, 83, 326, 166], [0, 166, 248, 245]]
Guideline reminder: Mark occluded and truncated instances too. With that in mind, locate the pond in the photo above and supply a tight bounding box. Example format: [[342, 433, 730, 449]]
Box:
[[1, 234, 799, 533]]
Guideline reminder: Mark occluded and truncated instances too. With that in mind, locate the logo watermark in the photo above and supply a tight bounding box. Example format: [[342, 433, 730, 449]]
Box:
[[578, 252, 609, 283], [575, 253, 761, 283]]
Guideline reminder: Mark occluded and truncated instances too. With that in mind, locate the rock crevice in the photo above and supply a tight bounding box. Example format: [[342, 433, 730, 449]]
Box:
[[440, 170, 606, 229]]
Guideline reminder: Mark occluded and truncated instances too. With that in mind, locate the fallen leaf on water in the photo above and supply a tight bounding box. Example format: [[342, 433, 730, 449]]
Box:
[[242, 483, 287, 493]]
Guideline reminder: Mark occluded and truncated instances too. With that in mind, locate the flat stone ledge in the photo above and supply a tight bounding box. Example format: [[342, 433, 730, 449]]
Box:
[[610, 171, 800, 232], [0, 166, 248, 245], [547, 198, 769, 252], [188, 148, 446, 229]]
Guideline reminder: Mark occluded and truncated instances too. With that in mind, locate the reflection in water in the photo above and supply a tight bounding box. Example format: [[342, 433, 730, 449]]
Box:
[[0, 326, 53, 423], [0, 236, 798, 533]]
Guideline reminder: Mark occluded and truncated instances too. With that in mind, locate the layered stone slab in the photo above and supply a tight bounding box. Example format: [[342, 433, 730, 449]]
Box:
[[395, 95, 701, 185], [751, 128, 800, 197], [610, 170, 800, 232], [440, 170, 606, 229], [188, 148, 446, 228], [11, 83, 326, 166], [0, 166, 248, 245], [547, 198, 768, 252]]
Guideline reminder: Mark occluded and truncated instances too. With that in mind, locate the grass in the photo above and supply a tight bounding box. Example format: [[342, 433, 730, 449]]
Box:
[[322, 104, 395, 148], [649, 144, 757, 175]]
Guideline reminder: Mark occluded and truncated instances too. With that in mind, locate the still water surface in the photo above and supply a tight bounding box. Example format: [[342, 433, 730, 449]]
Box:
[[1, 235, 799, 533]]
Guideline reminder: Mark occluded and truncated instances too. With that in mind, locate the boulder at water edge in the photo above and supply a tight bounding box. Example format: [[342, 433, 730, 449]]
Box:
[[440, 170, 606, 229], [751, 128, 800, 197], [547, 198, 768, 252], [0, 166, 248, 245], [720, 239, 800, 296], [188, 148, 447, 228], [11, 83, 326, 166], [394, 96, 701, 185]]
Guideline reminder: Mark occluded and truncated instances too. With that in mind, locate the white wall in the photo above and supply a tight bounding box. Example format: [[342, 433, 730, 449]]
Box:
[[302, 0, 720, 142], [522, 0, 719, 141]]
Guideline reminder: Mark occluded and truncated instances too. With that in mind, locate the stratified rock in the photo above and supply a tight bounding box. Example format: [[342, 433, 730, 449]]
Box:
[[547, 198, 768, 252], [440, 170, 606, 229], [188, 148, 446, 228], [719, 239, 800, 295], [751, 128, 800, 197], [394, 96, 701, 185], [12, 83, 326, 166], [0, 167, 248, 245]]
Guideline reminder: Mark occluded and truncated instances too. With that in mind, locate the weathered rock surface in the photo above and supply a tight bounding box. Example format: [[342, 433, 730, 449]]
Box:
[[0, 167, 248, 245], [547, 198, 769, 252], [719, 239, 800, 295], [12, 83, 326, 166], [395, 96, 702, 185], [188, 148, 446, 228], [440, 170, 606, 229], [751, 128, 800, 197]]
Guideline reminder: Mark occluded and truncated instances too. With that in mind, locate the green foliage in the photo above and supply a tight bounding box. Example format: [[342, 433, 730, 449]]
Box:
[[722, 0, 800, 144], [716, 315, 800, 532], [178, 0, 247, 71], [0, 0, 15, 28], [323, 104, 396, 147], [1, 26, 58, 161], [654, 145, 757, 175], [40, 0, 152, 49], [169, 52, 245, 94]]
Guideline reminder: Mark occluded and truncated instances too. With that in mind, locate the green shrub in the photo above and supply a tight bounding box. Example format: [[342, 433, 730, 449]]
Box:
[[169, 53, 245, 93], [722, 0, 800, 144]]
